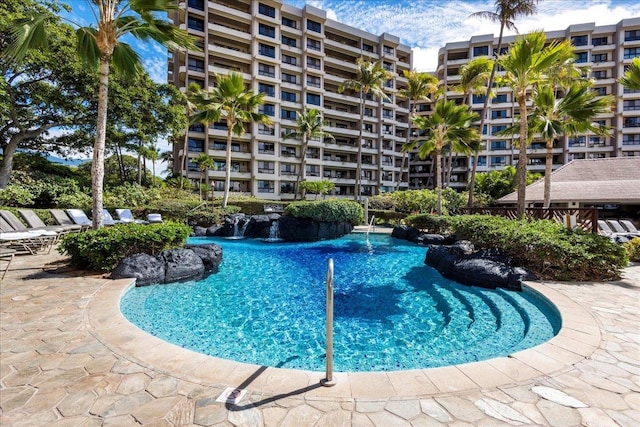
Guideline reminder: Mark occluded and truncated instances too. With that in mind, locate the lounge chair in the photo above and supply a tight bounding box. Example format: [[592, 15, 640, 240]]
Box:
[[18, 209, 82, 233], [0, 231, 56, 254], [606, 220, 640, 238], [50, 209, 89, 231], [115, 209, 148, 224], [0, 247, 15, 280], [99, 209, 124, 226], [147, 213, 163, 223], [0, 210, 60, 241], [66, 209, 93, 227], [620, 220, 640, 236], [598, 220, 631, 243], [0, 216, 14, 232]]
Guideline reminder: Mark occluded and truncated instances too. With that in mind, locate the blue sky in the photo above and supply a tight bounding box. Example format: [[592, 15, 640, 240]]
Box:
[[61, 0, 640, 83]]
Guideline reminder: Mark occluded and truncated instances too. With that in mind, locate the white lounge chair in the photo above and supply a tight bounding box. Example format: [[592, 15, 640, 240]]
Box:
[[147, 213, 163, 223], [115, 209, 147, 224], [50, 209, 88, 231], [66, 209, 92, 227], [606, 220, 639, 238], [99, 209, 124, 226], [0, 231, 56, 254], [0, 209, 64, 234], [620, 220, 640, 236]]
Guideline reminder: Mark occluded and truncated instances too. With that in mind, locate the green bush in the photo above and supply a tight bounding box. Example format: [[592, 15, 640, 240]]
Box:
[[405, 213, 453, 233], [448, 215, 628, 281], [58, 222, 192, 271], [186, 206, 241, 227], [369, 209, 407, 225], [231, 200, 288, 215], [56, 192, 92, 209], [625, 237, 640, 262], [285, 199, 364, 225], [0, 185, 35, 207], [104, 183, 150, 208]]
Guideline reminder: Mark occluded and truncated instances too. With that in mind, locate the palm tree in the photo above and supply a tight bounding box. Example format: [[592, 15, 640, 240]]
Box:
[[497, 31, 575, 218], [412, 100, 480, 215], [179, 83, 205, 188], [396, 70, 439, 191], [4, 0, 194, 228], [191, 72, 271, 208], [338, 58, 390, 201], [193, 153, 214, 200], [450, 57, 492, 186], [619, 57, 640, 91], [528, 83, 612, 207], [284, 108, 334, 200], [467, 0, 541, 207]]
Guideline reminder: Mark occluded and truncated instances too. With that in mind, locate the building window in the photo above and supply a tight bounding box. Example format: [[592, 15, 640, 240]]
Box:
[[472, 94, 486, 104], [592, 70, 607, 80], [258, 3, 275, 18], [382, 109, 393, 119], [282, 72, 297, 84], [307, 57, 321, 69], [187, 57, 204, 73], [592, 53, 607, 63], [624, 100, 640, 110], [307, 39, 321, 51], [258, 124, 274, 135], [568, 136, 586, 147], [259, 23, 275, 38], [362, 43, 374, 52], [624, 47, 640, 59], [491, 109, 508, 119], [258, 142, 275, 154], [624, 117, 640, 127], [258, 161, 274, 174], [575, 52, 588, 63], [307, 75, 321, 87], [282, 16, 297, 29], [187, 17, 204, 31], [281, 109, 297, 120], [491, 125, 506, 135], [282, 35, 297, 47], [473, 45, 489, 56], [306, 93, 321, 106], [282, 54, 297, 65], [625, 30, 640, 41], [258, 180, 275, 193], [490, 156, 506, 166], [260, 104, 275, 116], [306, 165, 320, 176], [281, 90, 296, 102], [259, 43, 275, 58], [493, 94, 508, 103], [592, 36, 608, 46], [189, 123, 204, 132], [280, 183, 296, 193], [491, 140, 507, 150], [258, 63, 275, 77], [623, 134, 640, 145], [281, 146, 296, 157], [259, 83, 275, 97], [188, 138, 204, 152], [383, 61, 393, 71], [280, 164, 296, 176], [187, 0, 204, 10], [307, 19, 321, 33], [383, 45, 394, 55], [571, 35, 588, 46], [594, 87, 606, 96]]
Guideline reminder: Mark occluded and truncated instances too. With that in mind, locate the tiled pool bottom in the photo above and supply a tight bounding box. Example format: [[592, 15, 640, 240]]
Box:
[[121, 235, 561, 372]]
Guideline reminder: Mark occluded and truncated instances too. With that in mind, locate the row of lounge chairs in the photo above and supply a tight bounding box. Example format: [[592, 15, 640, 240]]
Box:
[[598, 219, 640, 242], [0, 209, 162, 256]]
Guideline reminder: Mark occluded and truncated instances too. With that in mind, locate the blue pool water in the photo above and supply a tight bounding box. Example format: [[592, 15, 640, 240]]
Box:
[[120, 234, 561, 372]]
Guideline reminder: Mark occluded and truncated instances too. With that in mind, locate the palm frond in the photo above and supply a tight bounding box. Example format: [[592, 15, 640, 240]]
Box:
[[111, 43, 144, 75], [619, 58, 640, 91], [2, 14, 48, 63]]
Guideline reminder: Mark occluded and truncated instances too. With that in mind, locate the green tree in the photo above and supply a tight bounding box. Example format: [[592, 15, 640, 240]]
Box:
[[4, 0, 193, 228], [299, 179, 335, 200], [397, 70, 439, 190], [619, 57, 640, 91], [284, 108, 334, 200], [450, 57, 492, 186], [177, 82, 203, 188], [338, 58, 390, 200], [527, 83, 612, 207], [412, 100, 480, 215], [193, 153, 214, 200], [191, 72, 271, 208], [0, 0, 94, 188], [496, 31, 575, 217], [467, 0, 541, 207]]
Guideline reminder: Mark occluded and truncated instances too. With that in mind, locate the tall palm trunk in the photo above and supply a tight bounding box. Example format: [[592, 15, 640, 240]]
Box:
[[355, 92, 365, 200], [91, 56, 110, 229], [396, 98, 413, 191], [543, 137, 553, 208], [468, 22, 506, 207], [435, 150, 443, 215], [516, 93, 528, 218], [180, 132, 188, 189], [222, 123, 234, 208], [295, 133, 309, 200]]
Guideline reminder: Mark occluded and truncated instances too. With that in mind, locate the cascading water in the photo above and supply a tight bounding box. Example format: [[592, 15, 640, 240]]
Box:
[[227, 216, 248, 240], [263, 220, 282, 242]]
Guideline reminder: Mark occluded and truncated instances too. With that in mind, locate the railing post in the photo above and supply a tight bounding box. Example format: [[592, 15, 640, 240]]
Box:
[[321, 258, 336, 387]]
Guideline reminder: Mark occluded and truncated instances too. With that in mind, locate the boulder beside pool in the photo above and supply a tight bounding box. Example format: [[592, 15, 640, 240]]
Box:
[[111, 244, 223, 286]]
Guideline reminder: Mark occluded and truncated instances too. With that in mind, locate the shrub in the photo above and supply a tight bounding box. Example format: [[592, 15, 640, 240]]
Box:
[[231, 200, 288, 215], [625, 237, 640, 262], [186, 206, 241, 227], [104, 183, 150, 208], [56, 192, 92, 209], [0, 185, 35, 207], [448, 215, 628, 281], [58, 222, 192, 271], [405, 213, 453, 233], [368, 193, 395, 210], [285, 199, 364, 225], [369, 209, 407, 225]]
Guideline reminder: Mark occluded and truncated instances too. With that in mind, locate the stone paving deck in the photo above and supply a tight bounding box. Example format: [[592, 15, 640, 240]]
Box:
[[1, 247, 639, 426]]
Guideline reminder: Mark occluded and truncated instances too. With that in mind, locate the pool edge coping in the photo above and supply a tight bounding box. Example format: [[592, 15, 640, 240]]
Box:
[[86, 278, 600, 400]]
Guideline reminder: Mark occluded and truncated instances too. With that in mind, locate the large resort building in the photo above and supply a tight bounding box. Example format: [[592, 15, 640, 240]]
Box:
[[169, 0, 640, 201]]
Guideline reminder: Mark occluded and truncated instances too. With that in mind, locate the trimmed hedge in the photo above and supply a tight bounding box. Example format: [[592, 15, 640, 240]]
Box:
[[229, 200, 288, 215], [58, 222, 192, 271], [369, 209, 408, 225], [448, 215, 627, 281], [405, 213, 452, 234], [284, 199, 364, 225]]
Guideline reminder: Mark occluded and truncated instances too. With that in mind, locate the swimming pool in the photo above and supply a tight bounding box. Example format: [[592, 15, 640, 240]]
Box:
[[120, 234, 561, 372]]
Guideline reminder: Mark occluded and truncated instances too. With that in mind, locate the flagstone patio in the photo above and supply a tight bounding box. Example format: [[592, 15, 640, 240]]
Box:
[[1, 248, 638, 426]]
